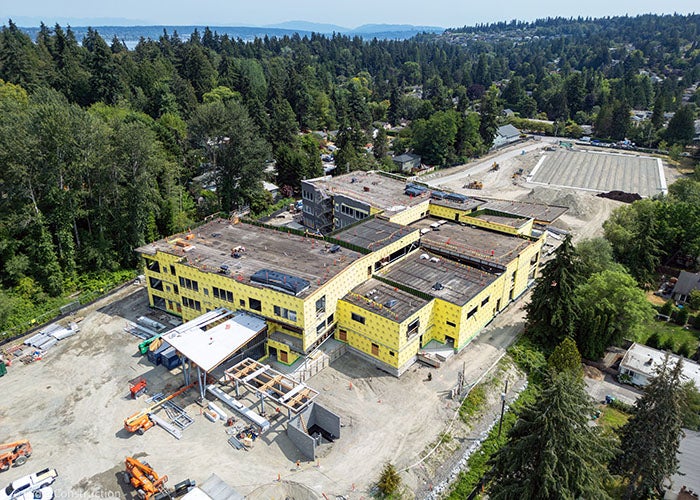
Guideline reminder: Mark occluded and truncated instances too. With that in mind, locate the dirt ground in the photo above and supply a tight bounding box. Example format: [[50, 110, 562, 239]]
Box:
[[0, 282, 530, 499]]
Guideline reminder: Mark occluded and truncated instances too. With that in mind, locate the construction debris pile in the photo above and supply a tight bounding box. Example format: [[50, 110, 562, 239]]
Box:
[[3, 322, 81, 365]]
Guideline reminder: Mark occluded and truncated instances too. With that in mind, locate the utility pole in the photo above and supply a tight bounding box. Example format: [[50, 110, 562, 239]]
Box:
[[497, 379, 509, 439]]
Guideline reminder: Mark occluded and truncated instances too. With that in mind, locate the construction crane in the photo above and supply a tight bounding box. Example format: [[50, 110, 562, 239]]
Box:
[[0, 440, 32, 472], [124, 457, 168, 500], [124, 383, 194, 434]]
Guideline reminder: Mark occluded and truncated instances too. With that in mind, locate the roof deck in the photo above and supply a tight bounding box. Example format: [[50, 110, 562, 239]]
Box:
[[479, 198, 568, 224], [343, 278, 429, 323], [333, 218, 419, 252], [379, 250, 499, 306], [411, 219, 533, 269], [429, 196, 486, 212], [136, 219, 363, 298], [472, 212, 530, 229], [308, 171, 428, 215]]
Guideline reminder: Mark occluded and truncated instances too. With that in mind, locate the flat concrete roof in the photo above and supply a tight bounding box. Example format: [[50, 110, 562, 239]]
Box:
[[529, 149, 665, 197], [379, 250, 499, 306], [479, 198, 568, 224], [472, 212, 530, 229], [163, 309, 266, 372], [136, 219, 363, 298], [411, 219, 533, 268], [621, 342, 700, 388], [344, 278, 429, 323], [333, 218, 418, 251], [307, 171, 428, 215]]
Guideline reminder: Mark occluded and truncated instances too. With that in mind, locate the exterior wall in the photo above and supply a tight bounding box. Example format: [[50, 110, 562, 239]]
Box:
[[619, 367, 650, 386], [333, 194, 371, 230], [301, 230, 420, 351], [427, 203, 477, 223], [143, 252, 186, 316], [387, 200, 430, 226], [140, 209, 541, 376], [266, 338, 300, 365], [456, 277, 506, 349], [460, 214, 534, 236], [335, 298, 431, 374], [301, 179, 333, 233]]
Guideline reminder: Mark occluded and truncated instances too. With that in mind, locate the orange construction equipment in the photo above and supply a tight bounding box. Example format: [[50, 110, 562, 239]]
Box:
[[124, 383, 194, 435], [0, 440, 32, 472], [129, 377, 148, 399], [124, 457, 168, 500]]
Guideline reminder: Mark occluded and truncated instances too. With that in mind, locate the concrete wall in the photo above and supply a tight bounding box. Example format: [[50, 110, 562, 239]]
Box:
[[287, 403, 341, 460], [287, 405, 316, 460]]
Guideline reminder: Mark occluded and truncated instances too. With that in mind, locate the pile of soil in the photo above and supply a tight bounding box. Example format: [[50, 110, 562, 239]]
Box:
[[583, 365, 605, 381], [596, 190, 642, 203]]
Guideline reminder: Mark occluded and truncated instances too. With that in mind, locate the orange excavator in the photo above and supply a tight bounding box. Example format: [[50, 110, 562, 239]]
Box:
[[124, 383, 194, 435], [124, 457, 168, 500], [0, 440, 32, 472]]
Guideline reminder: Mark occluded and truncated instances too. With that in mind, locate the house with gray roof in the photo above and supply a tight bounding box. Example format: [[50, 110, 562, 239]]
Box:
[[492, 124, 521, 149], [392, 153, 422, 172], [672, 271, 700, 303], [619, 342, 700, 388]]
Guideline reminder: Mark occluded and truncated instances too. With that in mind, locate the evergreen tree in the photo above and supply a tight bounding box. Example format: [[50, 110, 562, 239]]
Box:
[[373, 127, 389, 160], [525, 235, 583, 348], [610, 100, 631, 140], [548, 337, 583, 376], [478, 84, 500, 148], [377, 462, 401, 496], [486, 371, 616, 499], [664, 105, 695, 145], [612, 355, 685, 499], [84, 28, 122, 104]]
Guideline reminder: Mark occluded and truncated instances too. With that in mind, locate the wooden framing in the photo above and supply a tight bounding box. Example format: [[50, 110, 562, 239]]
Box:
[[224, 358, 319, 413]]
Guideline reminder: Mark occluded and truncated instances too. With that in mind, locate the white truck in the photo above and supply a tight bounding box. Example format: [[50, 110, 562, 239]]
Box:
[[1, 468, 57, 500]]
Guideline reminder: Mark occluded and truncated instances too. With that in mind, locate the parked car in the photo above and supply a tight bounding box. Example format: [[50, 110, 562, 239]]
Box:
[[1, 468, 57, 500]]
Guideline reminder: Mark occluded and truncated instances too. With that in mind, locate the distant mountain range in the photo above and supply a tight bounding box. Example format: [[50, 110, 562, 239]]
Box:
[[264, 20, 444, 34], [17, 22, 444, 48]]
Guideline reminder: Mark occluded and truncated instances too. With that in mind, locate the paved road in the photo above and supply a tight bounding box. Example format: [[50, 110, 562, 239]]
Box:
[[422, 137, 558, 188], [585, 373, 642, 405]]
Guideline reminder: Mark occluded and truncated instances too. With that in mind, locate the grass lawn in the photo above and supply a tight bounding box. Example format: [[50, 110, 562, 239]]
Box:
[[597, 406, 629, 430], [636, 318, 700, 353]]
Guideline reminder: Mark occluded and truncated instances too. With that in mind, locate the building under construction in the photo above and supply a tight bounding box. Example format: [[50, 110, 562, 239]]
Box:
[[137, 172, 564, 376]]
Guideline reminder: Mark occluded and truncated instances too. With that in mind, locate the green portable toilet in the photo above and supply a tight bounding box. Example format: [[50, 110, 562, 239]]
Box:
[[0, 360, 6, 377]]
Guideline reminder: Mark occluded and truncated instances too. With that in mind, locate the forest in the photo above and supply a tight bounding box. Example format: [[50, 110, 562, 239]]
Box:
[[0, 13, 699, 336]]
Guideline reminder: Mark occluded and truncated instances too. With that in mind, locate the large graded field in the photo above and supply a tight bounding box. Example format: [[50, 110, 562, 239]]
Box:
[[0, 285, 527, 499], [528, 149, 665, 197]]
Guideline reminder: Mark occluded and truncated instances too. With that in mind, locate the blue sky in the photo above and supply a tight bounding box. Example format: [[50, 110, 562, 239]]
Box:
[[5, 0, 698, 28]]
